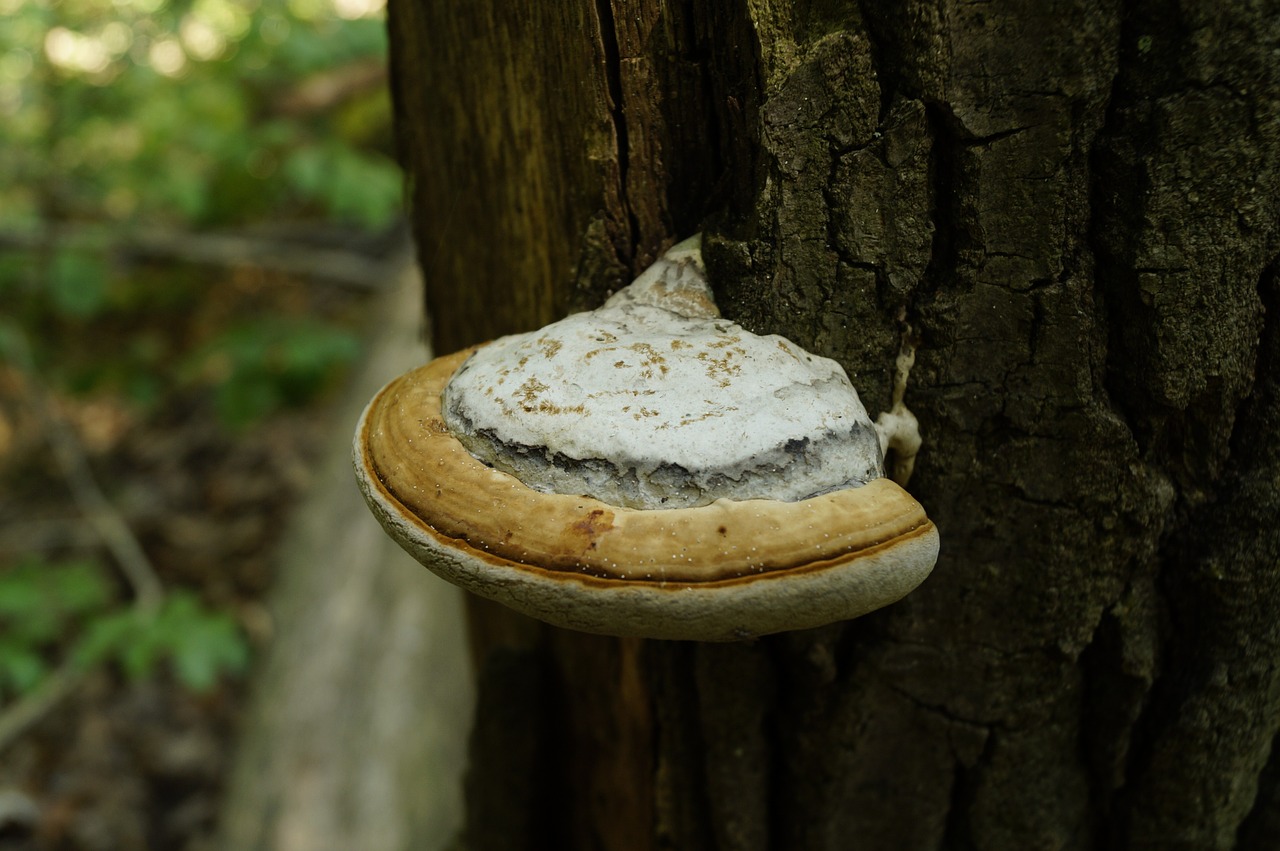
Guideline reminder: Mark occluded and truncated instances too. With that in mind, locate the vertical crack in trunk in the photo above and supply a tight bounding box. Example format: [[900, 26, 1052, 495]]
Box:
[[1087, 0, 1280, 840], [1226, 256, 1280, 463], [921, 102, 963, 300], [939, 762, 973, 851], [592, 0, 639, 274], [1083, 11, 1169, 842], [1115, 256, 1280, 848], [1075, 592, 1160, 850], [853, 0, 897, 125], [1086, 0, 1150, 453], [1238, 724, 1280, 849], [1232, 258, 1280, 849]]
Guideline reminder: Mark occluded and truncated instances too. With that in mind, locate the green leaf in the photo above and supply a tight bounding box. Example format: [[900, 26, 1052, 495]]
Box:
[[0, 567, 61, 645], [189, 318, 360, 428], [152, 592, 249, 691], [169, 611, 249, 691], [119, 622, 162, 682], [74, 610, 142, 670], [0, 318, 22, 361], [47, 560, 114, 616], [0, 559, 114, 645], [0, 569, 43, 618], [72, 593, 250, 692], [0, 253, 30, 298], [283, 143, 402, 227], [0, 642, 47, 694], [282, 145, 327, 198], [48, 251, 110, 319], [326, 150, 402, 228], [215, 368, 281, 429], [274, 322, 360, 404]]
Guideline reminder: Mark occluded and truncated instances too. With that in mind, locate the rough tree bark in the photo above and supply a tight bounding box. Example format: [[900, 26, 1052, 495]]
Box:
[[387, 1, 1280, 849]]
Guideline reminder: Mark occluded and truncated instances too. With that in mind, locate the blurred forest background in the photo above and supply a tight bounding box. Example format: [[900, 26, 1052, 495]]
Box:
[[0, 0, 409, 846]]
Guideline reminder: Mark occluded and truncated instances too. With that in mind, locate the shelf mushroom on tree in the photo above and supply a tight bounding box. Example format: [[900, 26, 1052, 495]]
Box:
[[353, 235, 939, 641]]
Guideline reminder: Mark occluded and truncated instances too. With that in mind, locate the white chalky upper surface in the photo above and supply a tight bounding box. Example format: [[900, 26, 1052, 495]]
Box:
[[441, 241, 884, 509]]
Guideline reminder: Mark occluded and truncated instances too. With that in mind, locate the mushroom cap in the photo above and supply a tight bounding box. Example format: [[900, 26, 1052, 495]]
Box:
[[438, 234, 885, 511], [354, 348, 939, 641], [441, 303, 884, 510]]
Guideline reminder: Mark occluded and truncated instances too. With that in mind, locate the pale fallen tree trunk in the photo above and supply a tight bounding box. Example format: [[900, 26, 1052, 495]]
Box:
[[217, 248, 473, 851]]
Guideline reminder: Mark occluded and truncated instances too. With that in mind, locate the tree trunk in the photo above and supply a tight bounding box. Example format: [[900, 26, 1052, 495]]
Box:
[[387, 1, 1280, 849]]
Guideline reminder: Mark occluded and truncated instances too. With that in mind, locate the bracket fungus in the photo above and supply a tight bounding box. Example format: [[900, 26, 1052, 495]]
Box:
[[354, 235, 939, 641]]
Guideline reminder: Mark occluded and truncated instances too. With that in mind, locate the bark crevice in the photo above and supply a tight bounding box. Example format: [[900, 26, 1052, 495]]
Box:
[[592, 0, 638, 267]]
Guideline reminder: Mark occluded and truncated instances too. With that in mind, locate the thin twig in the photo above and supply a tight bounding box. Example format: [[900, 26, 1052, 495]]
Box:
[[272, 57, 387, 116], [0, 663, 82, 752], [0, 516, 102, 556], [7, 328, 164, 611], [0, 327, 166, 753]]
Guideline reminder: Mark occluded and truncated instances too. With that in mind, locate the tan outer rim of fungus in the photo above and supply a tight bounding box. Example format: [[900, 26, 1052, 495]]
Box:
[[354, 347, 940, 642]]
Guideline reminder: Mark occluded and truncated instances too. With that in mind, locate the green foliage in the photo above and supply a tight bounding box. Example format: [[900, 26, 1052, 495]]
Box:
[[0, 0, 385, 420], [0, 0, 400, 230], [0, 559, 111, 694], [48, 251, 112, 319], [0, 0, 380, 706], [284, 140, 404, 229], [77, 591, 250, 692], [186, 317, 361, 427], [0, 558, 250, 698]]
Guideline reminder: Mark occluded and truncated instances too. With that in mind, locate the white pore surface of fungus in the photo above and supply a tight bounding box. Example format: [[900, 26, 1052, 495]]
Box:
[[441, 236, 885, 510]]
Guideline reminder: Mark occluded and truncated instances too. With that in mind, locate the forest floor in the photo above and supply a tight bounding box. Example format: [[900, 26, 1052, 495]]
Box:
[[0, 230, 400, 851]]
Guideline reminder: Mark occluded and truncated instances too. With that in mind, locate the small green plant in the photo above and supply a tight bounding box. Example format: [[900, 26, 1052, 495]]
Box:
[[186, 316, 361, 428], [0, 559, 111, 695], [0, 558, 250, 699], [77, 590, 250, 692]]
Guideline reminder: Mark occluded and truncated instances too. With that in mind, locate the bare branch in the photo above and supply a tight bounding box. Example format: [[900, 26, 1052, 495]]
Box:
[[0, 329, 167, 753], [0, 223, 396, 290], [7, 328, 164, 611], [0, 663, 82, 753]]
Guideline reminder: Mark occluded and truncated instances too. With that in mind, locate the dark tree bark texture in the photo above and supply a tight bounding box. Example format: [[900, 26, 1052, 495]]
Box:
[[386, 1, 1280, 849]]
